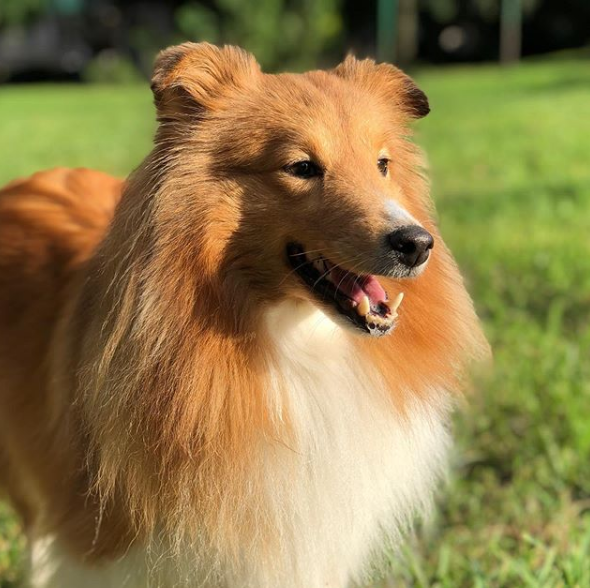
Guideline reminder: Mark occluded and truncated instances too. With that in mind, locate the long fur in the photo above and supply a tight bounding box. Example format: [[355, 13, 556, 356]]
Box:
[[0, 43, 488, 587]]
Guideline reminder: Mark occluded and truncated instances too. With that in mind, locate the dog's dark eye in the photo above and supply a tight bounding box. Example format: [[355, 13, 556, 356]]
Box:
[[377, 158, 390, 176], [285, 161, 323, 179]]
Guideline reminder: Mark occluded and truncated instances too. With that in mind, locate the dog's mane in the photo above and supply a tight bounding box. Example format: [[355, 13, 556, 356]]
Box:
[[56, 146, 272, 559]]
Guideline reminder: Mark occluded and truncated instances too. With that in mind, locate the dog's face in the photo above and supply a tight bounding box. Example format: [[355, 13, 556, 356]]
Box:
[[152, 43, 434, 336]]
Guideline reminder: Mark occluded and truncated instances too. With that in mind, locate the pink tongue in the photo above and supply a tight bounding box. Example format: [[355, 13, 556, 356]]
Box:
[[329, 268, 387, 306]]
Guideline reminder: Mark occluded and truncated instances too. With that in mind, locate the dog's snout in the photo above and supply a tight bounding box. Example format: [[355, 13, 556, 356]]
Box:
[[388, 226, 434, 267]]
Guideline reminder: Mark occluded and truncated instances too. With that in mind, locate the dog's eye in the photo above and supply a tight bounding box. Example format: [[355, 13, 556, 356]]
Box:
[[285, 161, 323, 179], [377, 158, 390, 176]]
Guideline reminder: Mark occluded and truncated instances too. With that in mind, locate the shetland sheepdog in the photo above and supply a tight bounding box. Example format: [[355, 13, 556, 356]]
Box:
[[0, 43, 488, 588]]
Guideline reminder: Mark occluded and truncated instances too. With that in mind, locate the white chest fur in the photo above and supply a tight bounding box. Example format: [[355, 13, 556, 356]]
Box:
[[242, 300, 451, 588], [31, 301, 450, 588]]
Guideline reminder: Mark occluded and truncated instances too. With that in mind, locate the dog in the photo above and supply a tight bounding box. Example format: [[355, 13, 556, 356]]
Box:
[[0, 43, 488, 588]]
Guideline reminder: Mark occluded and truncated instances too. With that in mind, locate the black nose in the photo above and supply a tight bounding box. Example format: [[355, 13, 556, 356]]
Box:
[[388, 225, 434, 267]]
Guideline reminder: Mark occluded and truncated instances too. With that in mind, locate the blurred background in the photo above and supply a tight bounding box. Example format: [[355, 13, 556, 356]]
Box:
[[1, 0, 590, 81], [0, 1, 589, 587]]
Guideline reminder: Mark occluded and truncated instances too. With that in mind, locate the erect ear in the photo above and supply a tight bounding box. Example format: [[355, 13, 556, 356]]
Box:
[[151, 42, 261, 120], [333, 55, 429, 119]]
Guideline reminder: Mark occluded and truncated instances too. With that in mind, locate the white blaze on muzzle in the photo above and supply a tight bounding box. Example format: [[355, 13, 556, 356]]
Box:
[[385, 199, 419, 228]]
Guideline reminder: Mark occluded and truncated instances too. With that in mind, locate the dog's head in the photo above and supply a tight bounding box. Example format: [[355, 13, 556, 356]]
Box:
[[150, 43, 437, 336]]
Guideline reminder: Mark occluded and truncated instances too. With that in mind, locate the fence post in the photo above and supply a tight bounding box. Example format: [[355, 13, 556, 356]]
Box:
[[500, 0, 522, 64], [377, 0, 398, 63]]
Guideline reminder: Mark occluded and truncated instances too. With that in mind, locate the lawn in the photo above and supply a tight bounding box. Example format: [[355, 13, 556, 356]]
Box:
[[1, 54, 589, 587]]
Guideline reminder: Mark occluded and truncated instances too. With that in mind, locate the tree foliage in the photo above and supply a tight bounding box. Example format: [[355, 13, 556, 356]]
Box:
[[0, 0, 48, 26], [175, 0, 343, 71]]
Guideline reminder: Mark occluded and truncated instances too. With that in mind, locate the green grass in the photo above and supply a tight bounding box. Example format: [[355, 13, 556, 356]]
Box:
[[1, 55, 589, 587]]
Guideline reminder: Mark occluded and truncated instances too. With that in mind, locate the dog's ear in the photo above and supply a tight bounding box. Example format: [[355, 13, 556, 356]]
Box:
[[151, 42, 261, 120], [333, 55, 429, 119]]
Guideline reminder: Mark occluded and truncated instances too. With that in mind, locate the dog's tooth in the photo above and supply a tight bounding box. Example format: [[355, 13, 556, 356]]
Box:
[[388, 292, 404, 313], [357, 295, 370, 317]]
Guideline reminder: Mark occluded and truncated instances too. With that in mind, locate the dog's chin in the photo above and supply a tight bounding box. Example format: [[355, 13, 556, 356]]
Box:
[[286, 243, 411, 338]]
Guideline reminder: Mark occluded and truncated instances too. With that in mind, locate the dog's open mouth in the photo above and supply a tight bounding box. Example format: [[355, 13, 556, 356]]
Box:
[[286, 242, 403, 336]]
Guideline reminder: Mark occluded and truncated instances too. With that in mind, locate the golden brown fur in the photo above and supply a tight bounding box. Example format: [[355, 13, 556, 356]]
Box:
[[0, 43, 488, 585], [0, 168, 131, 556]]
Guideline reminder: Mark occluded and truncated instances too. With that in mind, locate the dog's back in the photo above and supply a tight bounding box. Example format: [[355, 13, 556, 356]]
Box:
[[0, 167, 121, 530]]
